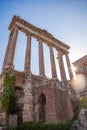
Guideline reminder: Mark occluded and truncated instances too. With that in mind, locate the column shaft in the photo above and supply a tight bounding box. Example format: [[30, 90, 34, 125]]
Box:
[[58, 50, 66, 81], [49, 45, 57, 78], [2, 32, 13, 71], [24, 34, 31, 73], [39, 40, 45, 76], [65, 53, 73, 79], [6, 25, 18, 67]]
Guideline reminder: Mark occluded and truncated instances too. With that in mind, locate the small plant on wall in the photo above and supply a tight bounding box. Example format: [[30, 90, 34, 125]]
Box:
[[1, 70, 17, 123]]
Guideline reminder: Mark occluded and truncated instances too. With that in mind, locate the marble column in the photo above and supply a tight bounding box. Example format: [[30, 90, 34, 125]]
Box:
[[2, 32, 13, 71], [39, 39, 45, 76], [65, 52, 73, 79], [6, 25, 18, 67], [49, 45, 57, 78], [58, 49, 67, 81], [24, 34, 31, 73]]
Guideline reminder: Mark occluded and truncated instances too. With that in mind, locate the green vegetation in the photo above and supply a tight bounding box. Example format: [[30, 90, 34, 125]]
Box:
[[70, 97, 81, 121], [71, 97, 87, 120], [80, 97, 87, 109], [13, 122, 73, 130], [1, 70, 16, 122]]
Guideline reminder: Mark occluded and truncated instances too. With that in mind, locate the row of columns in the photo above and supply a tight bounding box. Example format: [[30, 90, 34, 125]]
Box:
[[3, 25, 73, 81]]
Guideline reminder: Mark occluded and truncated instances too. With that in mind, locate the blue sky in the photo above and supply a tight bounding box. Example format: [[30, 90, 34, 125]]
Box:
[[0, 0, 87, 78]]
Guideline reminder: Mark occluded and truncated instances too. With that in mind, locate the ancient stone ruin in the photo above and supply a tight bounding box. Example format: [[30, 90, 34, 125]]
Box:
[[0, 15, 74, 124]]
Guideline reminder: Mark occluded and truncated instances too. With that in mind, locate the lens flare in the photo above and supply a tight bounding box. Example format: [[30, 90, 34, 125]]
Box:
[[71, 74, 87, 92]]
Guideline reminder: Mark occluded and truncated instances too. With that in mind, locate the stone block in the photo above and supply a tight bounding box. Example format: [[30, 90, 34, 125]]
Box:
[[9, 114, 17, 128]]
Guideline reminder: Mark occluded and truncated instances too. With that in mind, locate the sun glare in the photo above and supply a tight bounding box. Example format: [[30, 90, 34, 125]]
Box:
[[71, 64, 77, 80], [71, 74, 87, 92]]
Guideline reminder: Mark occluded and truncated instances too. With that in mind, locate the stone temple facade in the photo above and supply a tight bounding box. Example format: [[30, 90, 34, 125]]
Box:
[[0, 15, 74, 124]]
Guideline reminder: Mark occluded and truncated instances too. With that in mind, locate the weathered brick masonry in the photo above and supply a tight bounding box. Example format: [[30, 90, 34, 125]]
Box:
[[0, 15, 74, 124]]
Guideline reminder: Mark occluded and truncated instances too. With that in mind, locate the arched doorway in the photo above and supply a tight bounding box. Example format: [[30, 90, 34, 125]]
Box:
[[38, 93, 46, 122], [15, 86, 24, 123]]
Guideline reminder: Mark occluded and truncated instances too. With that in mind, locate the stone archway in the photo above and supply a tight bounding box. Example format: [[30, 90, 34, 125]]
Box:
[[38, 93, 46, 122]]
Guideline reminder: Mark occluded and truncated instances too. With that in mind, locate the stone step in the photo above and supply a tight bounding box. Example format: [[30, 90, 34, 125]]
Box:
[[0, 126, 7, 130], [0, 127, 4, 130], [0, 112, 5, 127]]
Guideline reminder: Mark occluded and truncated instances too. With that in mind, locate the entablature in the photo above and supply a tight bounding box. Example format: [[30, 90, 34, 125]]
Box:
[[9, 15, 70, 53]]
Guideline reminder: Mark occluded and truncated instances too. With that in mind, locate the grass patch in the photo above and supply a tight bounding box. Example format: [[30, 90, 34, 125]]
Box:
[[13, 122, 73, 130]]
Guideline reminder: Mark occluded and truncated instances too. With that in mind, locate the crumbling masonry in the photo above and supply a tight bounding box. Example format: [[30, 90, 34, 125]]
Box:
[[0, 15, 74, 124]]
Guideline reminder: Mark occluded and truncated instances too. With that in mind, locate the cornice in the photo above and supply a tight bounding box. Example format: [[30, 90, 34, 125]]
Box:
[[8, 15, 70, 52]]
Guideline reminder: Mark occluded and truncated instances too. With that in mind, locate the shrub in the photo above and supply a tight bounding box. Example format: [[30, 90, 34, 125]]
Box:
[[80, 97, 87, 109], [70, 97, 87, 120], [1, 70, 17, 122], [13, 121, 73, 130]]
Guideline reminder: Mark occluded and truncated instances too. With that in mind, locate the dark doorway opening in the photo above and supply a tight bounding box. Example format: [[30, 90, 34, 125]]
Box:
[[38, 94, 46, 122]]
